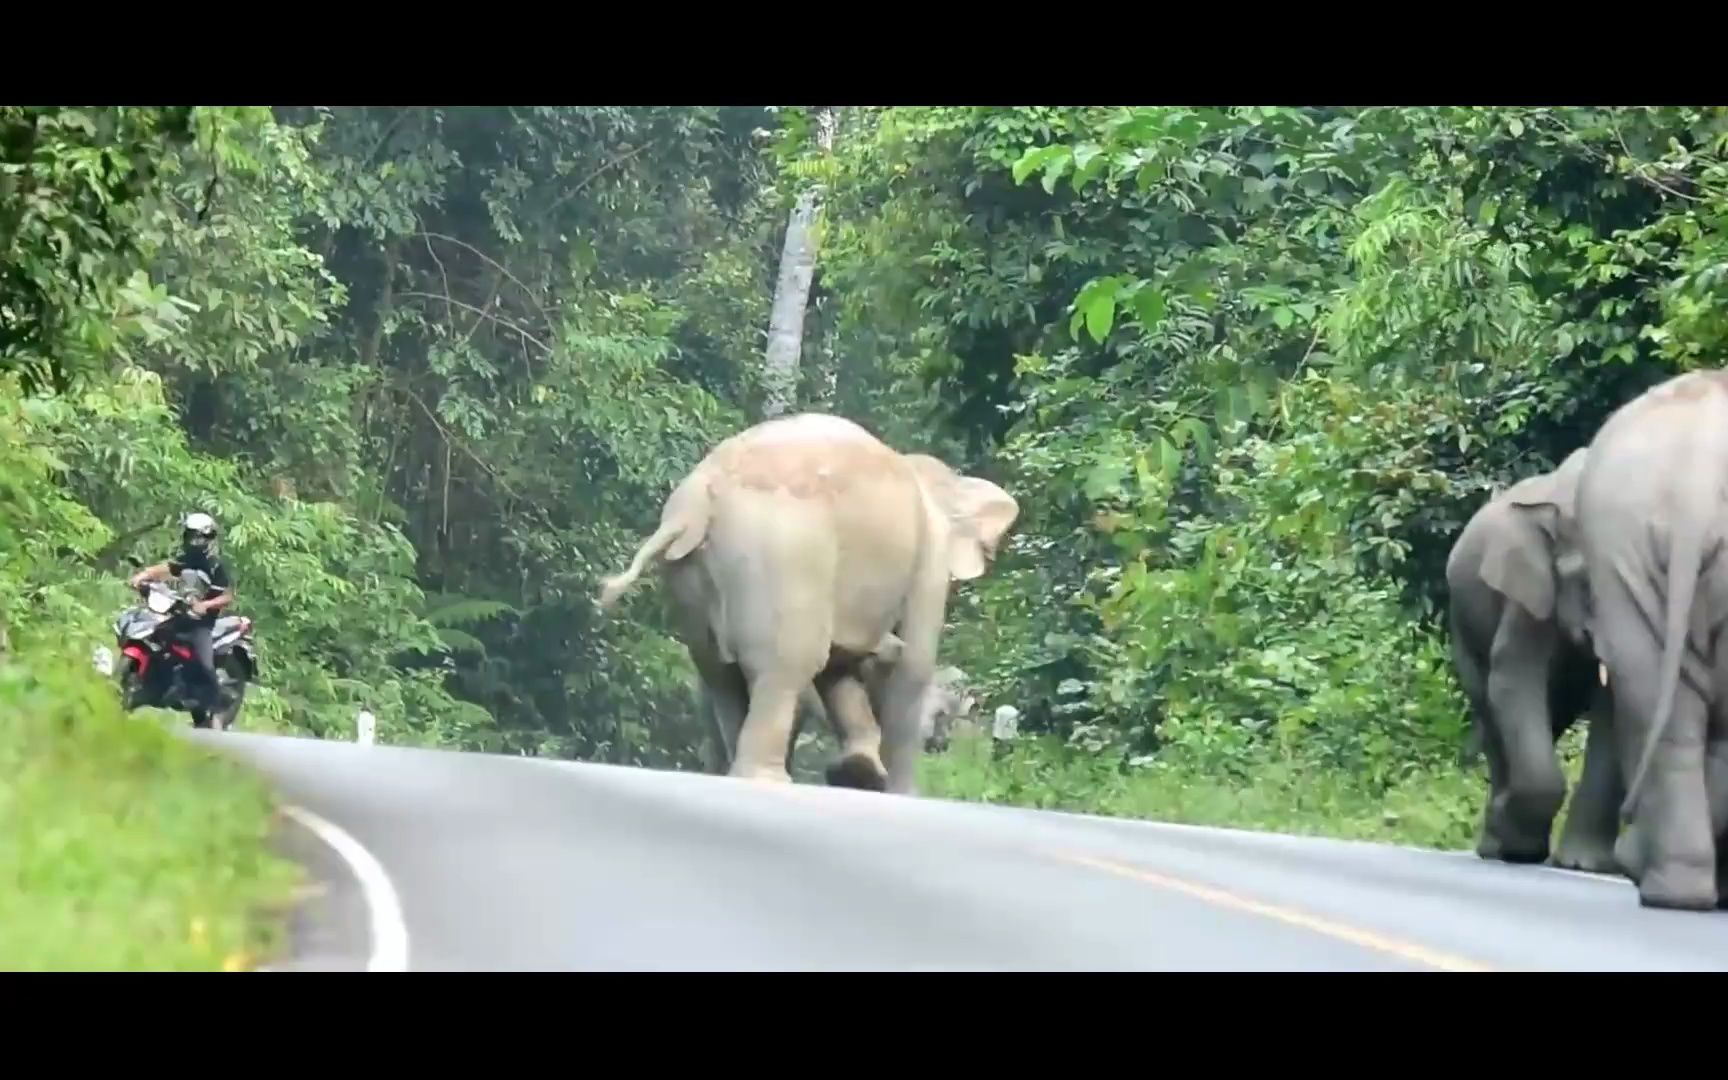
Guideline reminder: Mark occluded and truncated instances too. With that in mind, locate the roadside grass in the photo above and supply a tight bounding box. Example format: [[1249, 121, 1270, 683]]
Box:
[[0, 643, 302, 971], [919, 726, 1593, 853]]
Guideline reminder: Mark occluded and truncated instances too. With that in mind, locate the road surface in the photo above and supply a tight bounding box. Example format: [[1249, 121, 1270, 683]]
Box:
[[196, 731, 1728, 972]]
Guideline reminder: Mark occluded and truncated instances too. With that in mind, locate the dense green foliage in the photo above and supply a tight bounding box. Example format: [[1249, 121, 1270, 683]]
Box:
[[9, 105, 1728, 856]]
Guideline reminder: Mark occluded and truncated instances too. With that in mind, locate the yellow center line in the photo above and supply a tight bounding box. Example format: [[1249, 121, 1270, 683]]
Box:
[[742, 779, 1506, 972], [1044, 850, 1501, 973]]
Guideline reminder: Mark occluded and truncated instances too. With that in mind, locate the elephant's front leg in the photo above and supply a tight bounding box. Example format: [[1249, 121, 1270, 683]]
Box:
[[1552, 686, 1625, 874], [1481, 613, 1567, 862], [815, 669, 889, 792], [690, 651, 749, 775], [1451, 623, 1510, 861], [875, 572, 949, 797]]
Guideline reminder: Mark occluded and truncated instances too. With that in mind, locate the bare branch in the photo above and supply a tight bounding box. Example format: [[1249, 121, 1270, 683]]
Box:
[[398, 290, 552, 354], [423, 232, 457, 335], [387, 381, 522, 503], [542, 142, 655, 220], [414, 230, 556, 338], [1530, 111, 1710, 204]]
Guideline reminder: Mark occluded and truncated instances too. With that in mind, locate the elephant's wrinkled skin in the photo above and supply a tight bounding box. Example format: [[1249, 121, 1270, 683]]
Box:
[[600, 413, 1019, 794], [1574, 369, 1728, 910], [1445, 449, 1622, 872]]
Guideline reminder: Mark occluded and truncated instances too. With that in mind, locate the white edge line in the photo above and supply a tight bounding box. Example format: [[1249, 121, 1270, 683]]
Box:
[[280, 804, 410, 972]]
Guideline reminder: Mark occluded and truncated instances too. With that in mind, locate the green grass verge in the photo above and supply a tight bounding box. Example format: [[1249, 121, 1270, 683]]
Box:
[[0, 644, 302, 971], [919, 727, 1592, 853]]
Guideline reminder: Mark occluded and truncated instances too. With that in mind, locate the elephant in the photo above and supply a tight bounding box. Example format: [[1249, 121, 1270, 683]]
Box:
[[1445, 447, 1624, 872], [599, 412, 1020, 795], [916, 665, 975, 752], [1572, 368, 1728, 910]]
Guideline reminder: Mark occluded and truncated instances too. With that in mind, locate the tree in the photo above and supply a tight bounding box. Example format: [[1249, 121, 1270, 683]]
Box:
[[761, 107, 837, 418]]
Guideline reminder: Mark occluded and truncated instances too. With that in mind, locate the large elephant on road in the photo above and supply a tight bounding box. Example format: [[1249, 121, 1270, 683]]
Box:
[[1446, 447, 1622, 872], [1573, 369, 1728, 910], [599, 412, 1020, 795]]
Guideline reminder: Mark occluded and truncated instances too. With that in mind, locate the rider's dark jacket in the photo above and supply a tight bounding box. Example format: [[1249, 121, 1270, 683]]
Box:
[[167, 547, 231, 622]]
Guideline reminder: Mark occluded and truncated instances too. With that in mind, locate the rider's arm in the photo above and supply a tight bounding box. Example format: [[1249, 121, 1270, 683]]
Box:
[[129, 561, 174, 588], [191, 562, 234, 617], [193, 591, 234, 617]]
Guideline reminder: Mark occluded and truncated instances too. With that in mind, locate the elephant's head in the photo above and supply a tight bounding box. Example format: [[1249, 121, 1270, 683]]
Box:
[[1481, 447, 1590, 645], [902, 454, 1021, 581]]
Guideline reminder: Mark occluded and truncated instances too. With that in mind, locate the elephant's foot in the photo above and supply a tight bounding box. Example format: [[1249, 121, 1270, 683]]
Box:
[[1549, 841, 1622, 876], [1474, 822, 1504, 861], [1636, 869, 1718, 912], [1476, 823, 1550, 864], [825, 751, 889, 793], [1624, 831, 1717, 910], [730, 762, 793, 784], [1613, 830, 1646, 883]]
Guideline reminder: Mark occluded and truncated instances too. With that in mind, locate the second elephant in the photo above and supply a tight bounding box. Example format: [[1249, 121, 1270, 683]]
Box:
[[1446, 447, 1623, 871]]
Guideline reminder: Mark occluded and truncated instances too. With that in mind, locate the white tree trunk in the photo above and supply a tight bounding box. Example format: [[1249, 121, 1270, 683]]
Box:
[[761, 108, 837, 419]]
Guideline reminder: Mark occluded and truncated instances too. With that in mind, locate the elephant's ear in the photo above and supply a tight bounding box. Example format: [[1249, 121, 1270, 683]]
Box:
[[943, 476, 1021, 581], [1480, 455, 1583, 620], [1479, 514, 1556, 620], [905, 455, 1021, 581]]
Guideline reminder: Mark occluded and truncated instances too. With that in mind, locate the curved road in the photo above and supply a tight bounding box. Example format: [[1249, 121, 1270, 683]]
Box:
[[196, 731, 1728, 971]]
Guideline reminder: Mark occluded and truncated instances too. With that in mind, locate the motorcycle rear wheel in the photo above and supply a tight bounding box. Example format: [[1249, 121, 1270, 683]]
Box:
[[209, 665, 248, 731]]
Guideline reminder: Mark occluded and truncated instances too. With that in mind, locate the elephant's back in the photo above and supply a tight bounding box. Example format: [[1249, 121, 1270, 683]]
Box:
[[697, 416, 927, 657], [707, 412, 905, 502], [1581, 372, 1728, 522]]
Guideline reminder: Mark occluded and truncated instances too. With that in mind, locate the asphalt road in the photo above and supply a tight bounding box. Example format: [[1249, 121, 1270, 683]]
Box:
[[196, 731, 1728, 972]]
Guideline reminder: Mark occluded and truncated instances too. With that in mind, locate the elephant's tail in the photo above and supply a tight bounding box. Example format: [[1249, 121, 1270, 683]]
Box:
[[1620, 390, 1728, 823], [597, 476, 712, 612]]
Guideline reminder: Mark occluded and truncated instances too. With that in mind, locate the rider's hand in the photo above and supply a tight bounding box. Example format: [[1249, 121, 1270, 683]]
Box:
[[129, 573, 146, 589], [190, 600, 210, 617]]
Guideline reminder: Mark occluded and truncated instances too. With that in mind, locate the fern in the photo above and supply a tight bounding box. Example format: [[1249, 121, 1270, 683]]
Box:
[[423, 594, 518, 627], [435, 627, 487, 656]]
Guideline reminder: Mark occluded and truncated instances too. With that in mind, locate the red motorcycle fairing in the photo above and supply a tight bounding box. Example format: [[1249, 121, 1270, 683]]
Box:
[[169, 643, 193, 661], [122, 644, 151, 676]]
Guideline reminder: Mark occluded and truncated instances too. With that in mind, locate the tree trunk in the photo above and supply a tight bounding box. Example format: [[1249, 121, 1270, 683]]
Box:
[[761, 108, 837, 420]]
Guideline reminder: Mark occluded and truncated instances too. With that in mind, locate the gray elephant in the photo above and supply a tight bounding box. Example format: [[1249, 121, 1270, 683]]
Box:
[[599, 412, 1020, 795], [1573, 369, 1728, 910], [1445, 447, 1623, 871]]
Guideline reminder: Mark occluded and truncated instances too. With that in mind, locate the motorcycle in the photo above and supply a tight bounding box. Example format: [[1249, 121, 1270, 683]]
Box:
[[94, 567, 258, 730]]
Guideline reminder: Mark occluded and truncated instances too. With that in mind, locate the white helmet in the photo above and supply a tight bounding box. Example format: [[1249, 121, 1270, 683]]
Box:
[[182, 511, 219, 551]]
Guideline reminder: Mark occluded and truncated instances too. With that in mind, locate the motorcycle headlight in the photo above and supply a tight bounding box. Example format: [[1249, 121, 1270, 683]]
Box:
[[146, 590, 176, 615]]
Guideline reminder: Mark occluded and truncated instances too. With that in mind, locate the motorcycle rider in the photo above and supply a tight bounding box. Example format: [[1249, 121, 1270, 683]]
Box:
[[128, 512, 234, 718]]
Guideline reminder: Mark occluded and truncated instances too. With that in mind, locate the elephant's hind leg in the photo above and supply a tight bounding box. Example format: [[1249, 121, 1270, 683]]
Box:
[[731, 670, 816, 783], [1605, 622, 1718, 910], [815, 666, 889, 792], [1707, 632, 1728, 906]]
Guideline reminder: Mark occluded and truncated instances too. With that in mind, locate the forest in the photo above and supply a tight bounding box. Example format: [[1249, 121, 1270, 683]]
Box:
[[8, 105, 1728, 883]]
